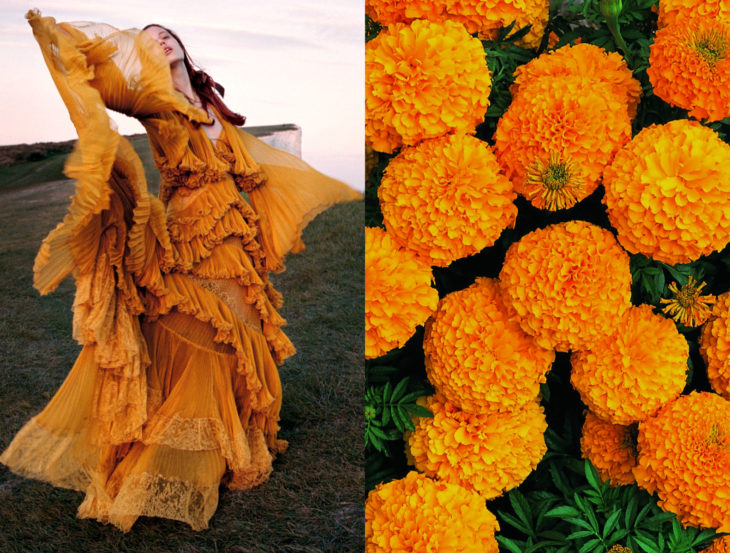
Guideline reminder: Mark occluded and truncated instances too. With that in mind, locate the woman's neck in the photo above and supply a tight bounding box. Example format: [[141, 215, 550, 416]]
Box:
[[170, 60, 198, 104]]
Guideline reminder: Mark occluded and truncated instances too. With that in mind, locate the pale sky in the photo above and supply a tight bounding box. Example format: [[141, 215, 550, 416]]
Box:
[[0, 0, 364, 190]]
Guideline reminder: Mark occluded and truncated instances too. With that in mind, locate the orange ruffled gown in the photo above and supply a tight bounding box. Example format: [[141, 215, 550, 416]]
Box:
[[0, 10, 361, 531]]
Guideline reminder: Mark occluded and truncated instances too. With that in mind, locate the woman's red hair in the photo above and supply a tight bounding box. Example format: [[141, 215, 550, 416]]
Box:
[[143, 24, 246, 127]]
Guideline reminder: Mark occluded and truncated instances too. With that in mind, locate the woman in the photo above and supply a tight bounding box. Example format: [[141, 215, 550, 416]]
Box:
[[0, 11, 361, 532]]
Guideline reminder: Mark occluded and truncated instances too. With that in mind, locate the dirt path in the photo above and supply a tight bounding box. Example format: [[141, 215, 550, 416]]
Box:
[[0, 179, 75, 207]]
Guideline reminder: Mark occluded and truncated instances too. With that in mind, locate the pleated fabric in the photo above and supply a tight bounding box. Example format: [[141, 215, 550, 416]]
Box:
[[0, 10, 361, 531]]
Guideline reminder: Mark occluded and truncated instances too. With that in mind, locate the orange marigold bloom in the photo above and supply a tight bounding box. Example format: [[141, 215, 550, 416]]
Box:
[[365, 227, 439, 359], [365, 19, 492, 154], [365, 471, 500, 553], [661, 276, 716, 327], [700, 535, 730, 553], [423, 278, 554, 414], [447, 0, 550, 49], [405, 394, 547, 499], [365, 0, 445, 25], [700, 292, 730, 400], [499, 221, 632, 352], [510, 43, 641, 119], [658, 0, 730, 28], [581, 412, 637, 486], [494, 75, 631, 210], [379, 134, 517, 267], [603, 119, 730, 264], [648, 18, 730, 122], [364, 0, 549, 49], [633, 392, 730, 532], [571, 305, 688, 425]]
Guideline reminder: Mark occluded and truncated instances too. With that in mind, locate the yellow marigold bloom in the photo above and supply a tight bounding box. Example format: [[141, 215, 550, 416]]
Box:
[[633, 392, 730, 531], [365, 471, 500, 553], [494, 75, 631, 210], [423, 278, 554, 414], [658, 0, 730, 28], [499, 221, 632, 352], [661, 276, 716, 327], [365, 227, 439, 359], [379, 134, 517, 267], [365, 19, 492, 154], [700, 292, 730, 400], [648, 18, 730, 122], [581, 412, 637, 486], [571, 305, 688, 426], [511, 43, 642, 119], [365, 0, 445, 25], [405, 394, 547, 499], [447, 0, 550, 49], [700, 536, 730, 553], [603, 119, 730, 264]]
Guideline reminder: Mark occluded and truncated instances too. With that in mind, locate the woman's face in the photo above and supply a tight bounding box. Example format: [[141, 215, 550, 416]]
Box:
[[143, 25, 184, 65]]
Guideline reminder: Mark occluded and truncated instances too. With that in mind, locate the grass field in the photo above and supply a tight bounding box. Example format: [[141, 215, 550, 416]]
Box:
[[0, 141, 364, 553]]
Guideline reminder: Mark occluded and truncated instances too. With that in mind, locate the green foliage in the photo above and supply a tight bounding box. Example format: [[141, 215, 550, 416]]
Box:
[[495, 459, 719, 553], [365, 374, 432, 455]]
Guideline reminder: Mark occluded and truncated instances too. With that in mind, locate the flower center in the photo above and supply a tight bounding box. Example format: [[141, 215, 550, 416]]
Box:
[[525, 152, 585, 211], [691, 29, 728, 65], [660, 275, 715, 327]]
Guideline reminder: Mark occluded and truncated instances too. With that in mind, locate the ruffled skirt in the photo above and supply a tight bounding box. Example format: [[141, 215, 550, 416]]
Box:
[[0, 289, 287, 531]]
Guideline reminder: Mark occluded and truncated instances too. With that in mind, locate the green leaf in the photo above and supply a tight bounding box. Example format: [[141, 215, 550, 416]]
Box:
[[382, 381, 392, 403], [399, 390, 429, 404], [395, 406, 416, 432], [391, 376, 410, 402], [578, 538, 602, 553], [634, 534, 659, 553], [402, 403, 433, 418], [509, 491, 534, 537], [368, 425, 391, 441], [642, 512, 676, 529], [498, 511, 532, 535], [565, 517, 595, 532], [496, 535, 524, 553], [381, 405, 391, 427], [566, 530, 595, 540], [691, 529, 719, 547], [603, 510, 621, 539], [546, 506, 582, 518]]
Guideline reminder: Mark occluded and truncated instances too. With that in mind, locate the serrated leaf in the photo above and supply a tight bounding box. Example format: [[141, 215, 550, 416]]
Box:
[[634, 535, 659, 553], [603, 510, 621, 539], [381, 405, 391, 427], [402, 403, 433, 418], [566, 530, 594, 540], [382, 381, 392, 403], [546, 506, 582, 518], [400, 390, 429, 404], [396, 406, 416, 432], [496, 535, 524, 553], [565, 517, 595, 532], [391, 376, 410, 402], [498, 511, 532, 535], [579, 538, 602, 553]]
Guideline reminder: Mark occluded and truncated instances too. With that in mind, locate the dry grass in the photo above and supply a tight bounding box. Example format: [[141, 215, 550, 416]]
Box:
[[0, 143, 363, 553]]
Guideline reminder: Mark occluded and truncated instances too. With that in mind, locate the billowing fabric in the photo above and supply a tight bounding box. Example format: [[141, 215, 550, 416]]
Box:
[[0, 10, 361, 532]]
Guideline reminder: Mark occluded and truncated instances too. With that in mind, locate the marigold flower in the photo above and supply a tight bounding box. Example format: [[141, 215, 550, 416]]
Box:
[[607, 547, 633, 553], [581, 412, 637, 486], [379, 134, 517, 267], [447, 0, 549, 49], [365, 19, 492, 154], [603, 119, 730, 264], [365, 227, 439, 359], [365, 471, 500, 553], [700, 535, 730, 553], [633, 392, 730, 531], [365, 0, 445, 25], [658, 0, 730, 28], [423, 278, 554, 414], [571, 305, 688, 425], [648, 18, 730, 122], [364, 0, 549, 49], [405, 394, 547, 499], [499, 221, 632, 352], [494, 75, 631, 210], [661, 276, 716, 327], [700, 292, 730, 400], [510, 43, 641, 119]]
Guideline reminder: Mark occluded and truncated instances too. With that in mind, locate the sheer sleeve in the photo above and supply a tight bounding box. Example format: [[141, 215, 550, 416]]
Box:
[[26, 10, 178, 443], [225, 126, 363, 273]]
